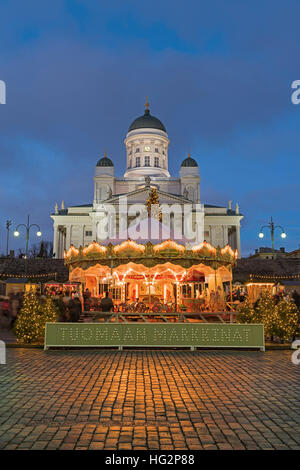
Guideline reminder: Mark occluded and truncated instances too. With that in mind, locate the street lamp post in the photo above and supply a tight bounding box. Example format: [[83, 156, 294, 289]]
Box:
[[258, 217, 286, 254], [6, 220, 12, 257], [13, 215, 42, 275]]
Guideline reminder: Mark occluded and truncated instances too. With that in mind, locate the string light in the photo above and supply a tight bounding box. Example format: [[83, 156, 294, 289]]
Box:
[[0, 273, 58, 278], [249, 273, 300, 281]]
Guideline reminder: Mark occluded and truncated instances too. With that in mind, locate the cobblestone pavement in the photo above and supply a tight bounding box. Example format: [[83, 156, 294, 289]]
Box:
[[0, 349, 299, 450]]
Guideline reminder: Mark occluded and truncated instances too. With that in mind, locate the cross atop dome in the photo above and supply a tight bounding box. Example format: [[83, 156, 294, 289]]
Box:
[[145, 96, 149, 110]]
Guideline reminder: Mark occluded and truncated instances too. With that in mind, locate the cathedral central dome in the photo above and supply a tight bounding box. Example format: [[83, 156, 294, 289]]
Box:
[[128, 99, 166, 133]]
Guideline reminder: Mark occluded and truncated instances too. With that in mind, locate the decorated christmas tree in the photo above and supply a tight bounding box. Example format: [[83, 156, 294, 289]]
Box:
[[255, 293, 277, 337], [146, 188, 162, 221], [274, 298, 299, 341], [237, 297, 256, 323], [237, 292, 299, 342], [15, 292, 58, 344]]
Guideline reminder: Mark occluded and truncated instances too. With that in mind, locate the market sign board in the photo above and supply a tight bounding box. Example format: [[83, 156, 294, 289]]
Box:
[[44, 322, 265, 351]]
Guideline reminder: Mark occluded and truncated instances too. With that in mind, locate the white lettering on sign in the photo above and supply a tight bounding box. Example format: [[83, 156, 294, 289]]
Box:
[[243, 328, 251, 342], [111, 328, 121, 341], [59, 327, 68, 341], [136, 327, 146, 342], [181, 327, 188, 342], [220, 329, 231, 342], [212, 328, 220, 342], [153, 328, 167, 343], [201, 329, 210, 342], [95, 328, 109, 341], [123, 328, 134, 341], [232, 329, 243, 342], [81, 328, 93, 341], [69, 328, 79, 341], [191, 328, 199, 342], [169, 329, 179, 341]]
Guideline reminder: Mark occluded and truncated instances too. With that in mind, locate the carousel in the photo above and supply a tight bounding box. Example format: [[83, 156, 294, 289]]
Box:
[[64, 239, 238, 313]]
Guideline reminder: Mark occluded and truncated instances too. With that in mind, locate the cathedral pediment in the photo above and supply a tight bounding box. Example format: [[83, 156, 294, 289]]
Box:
[[104, 187, 191, 205]]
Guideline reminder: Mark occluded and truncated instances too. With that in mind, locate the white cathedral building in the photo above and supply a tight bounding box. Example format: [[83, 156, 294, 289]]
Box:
[[51, 100, 243, 258]]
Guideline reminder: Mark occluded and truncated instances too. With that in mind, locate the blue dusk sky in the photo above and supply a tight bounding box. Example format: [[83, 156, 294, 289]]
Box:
[[0, 0, 300, 256]]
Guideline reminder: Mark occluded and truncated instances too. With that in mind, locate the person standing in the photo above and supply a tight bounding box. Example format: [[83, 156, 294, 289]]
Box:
[[10, 293, 19, 329], [68, 294, 82, 322], [100, 291, 114, 312], [83, 288, 91, 311]]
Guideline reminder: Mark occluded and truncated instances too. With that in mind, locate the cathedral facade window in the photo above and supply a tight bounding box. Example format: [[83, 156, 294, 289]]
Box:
[[135, 156, 141, 167], [154, 156, 160, 167], [144, 156, 150, 166]]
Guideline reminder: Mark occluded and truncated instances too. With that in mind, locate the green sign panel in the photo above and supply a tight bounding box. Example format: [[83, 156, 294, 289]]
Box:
[[44, 323, 265, 351]]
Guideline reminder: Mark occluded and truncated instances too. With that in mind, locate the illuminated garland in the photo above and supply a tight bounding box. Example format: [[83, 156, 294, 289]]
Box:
[[82, 241, 107, 255], [113, 239, 145, 254], [153, 239, 185, 253], [64, 245, 80, 258], [221, 244, 238, 258], [191, 241, 217, 254]]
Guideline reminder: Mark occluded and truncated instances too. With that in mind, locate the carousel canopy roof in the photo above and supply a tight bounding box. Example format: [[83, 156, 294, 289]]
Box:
[[64, 238, 237, 272]]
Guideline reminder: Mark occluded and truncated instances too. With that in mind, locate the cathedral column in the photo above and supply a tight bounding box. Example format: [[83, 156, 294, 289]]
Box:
[[223, 225, 228, 245], [53, 226, 58, 258], [82, 226, 85, 247], [59, 229, 64, 258], [236, 225, 241, 258], [66, 225, 72, 250]]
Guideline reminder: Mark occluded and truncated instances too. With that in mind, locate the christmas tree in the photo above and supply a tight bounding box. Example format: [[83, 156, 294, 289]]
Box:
[[237, 297, 256, 323], [15, 292, 58, 344], [237, 292, 299, 342], [274, 298, 299, 341], [146, 188, 162, 221], [255, 293, 277, 337]]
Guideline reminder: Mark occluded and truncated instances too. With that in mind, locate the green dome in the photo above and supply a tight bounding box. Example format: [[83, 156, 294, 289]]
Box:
[[128, 109, 166, 133], [181, 155, 198, 167], [96, 156, 114, 167]]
